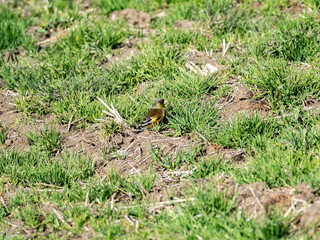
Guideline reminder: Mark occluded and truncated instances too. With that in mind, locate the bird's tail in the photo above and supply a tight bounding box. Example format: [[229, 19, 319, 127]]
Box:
[[138, 119, 153, 130], [134, 128, 143, 134]]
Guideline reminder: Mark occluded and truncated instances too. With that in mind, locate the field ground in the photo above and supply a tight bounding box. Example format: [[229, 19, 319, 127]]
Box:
[[1, 0, 320, 239]]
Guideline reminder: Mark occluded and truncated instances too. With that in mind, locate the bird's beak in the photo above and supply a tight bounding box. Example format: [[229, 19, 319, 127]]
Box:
[[164, 100, 168, 105]]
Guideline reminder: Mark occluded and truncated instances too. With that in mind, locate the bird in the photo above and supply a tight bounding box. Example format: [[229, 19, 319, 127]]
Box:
[[138, 98, 166, 131]]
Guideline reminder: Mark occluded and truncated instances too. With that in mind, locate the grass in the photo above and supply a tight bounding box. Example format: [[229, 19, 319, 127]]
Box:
[[150, 144, 203, 170], [26, 125, 64, 154], [252, 14, 320, 63], [120, 169, 157, 198], [167, 99, 220, 138], [0, 0, 320, 238], [0, 150, 96, 187], [242, 58, 320, 110], [0, 5, 32, 51], [0, 121, 7, 145], [212, 113, 281, 149]]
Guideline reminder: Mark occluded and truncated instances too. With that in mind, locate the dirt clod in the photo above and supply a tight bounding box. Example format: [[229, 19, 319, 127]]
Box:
[[216, 176, 320, 233], [220, 84, 269, 119], [174, 20, 195, 30], [111, 9, 151, 28], [300, 203, 320, 229]]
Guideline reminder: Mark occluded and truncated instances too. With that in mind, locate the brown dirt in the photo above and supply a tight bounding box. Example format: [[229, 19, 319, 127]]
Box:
[[282, 1, 306, 18], [204, 143, 246, 163], [2, 46, 25, 62], [213, 177, 320, 232], [173, 175, 320, 233], [104, 45, 138, 65], [248, 1, 306, 18], [110, 9, 151, 29], [26, 25, 46, 42], [304, 96, 320, 112], [0, 90, 29, 150], [187, 49, 224, 70], [219, 84, 270, 119], [37, 26, 72, 48], [0, 90, 65, 151], [97, 129, 194, 175], [174, 20, 195, 30]]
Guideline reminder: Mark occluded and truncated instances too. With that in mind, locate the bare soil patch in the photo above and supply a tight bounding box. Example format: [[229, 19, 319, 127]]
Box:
[[36, 26, 72, 48], [219, 84, 270, 119], [249, 0, 306, 17], [282, 1, 307, 18], [174, 20, 195, 30], [177, 176, 320, 234], [104, 43, 139, 65], [2, 46, 26, 62], [204, 143, 246, 163], [97, 129, 194, 175], [187, 49, 224, 69], [110, 9, 151, 29], [304, 96, 320, 112], [0, 90, 29, 150], [216, 177, 320, 233]]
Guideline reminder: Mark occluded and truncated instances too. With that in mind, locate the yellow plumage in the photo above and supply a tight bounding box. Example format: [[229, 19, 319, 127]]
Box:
[[138, 98, 166, 130]]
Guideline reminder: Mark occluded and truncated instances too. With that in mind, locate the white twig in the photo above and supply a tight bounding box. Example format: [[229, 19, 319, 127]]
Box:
[[222, 41, 231, 56], [53, 208, 66, 223], [249, 187, 264, 210], [123, 215, 134, 225], [67, 114, 74, 133], [120, 198, 195, 210], [185, 61, 207, 76], [97, 97, 126, 125]]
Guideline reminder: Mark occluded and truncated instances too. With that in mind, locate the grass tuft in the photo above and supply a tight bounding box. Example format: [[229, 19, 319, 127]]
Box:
[[242, 58, 320, 110], [26, 125, 63, 154]]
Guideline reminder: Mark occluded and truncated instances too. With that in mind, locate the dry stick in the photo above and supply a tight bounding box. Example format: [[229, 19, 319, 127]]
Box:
[[135, 181, 150, 197], [181, 166, 198, 178], [150, 137, 181, 143], [218, 95, 235, 110], [71, 115, 88, 125], [3, 220, 32, 235], [196, 131, 208, 143], [110, 193, 116, 210], [33, 183, 63, 189], [136, 155, 152, 167], [123, 215, 134, 226], [127, 161, 140, 175], [187, 61, 207, 76], [125, 140, 135, 151], [102, 110, 114, 117], [3, 220, 19, 228], [284, 199, 296, 218], [53, 208, 66, 224], [85, 191, 89, 206], [249, 187, 264, 210], [196, 234, 204, 240], [97, 97, 125, 125], [67, 114, 74, 133], [23, 188, 64, 192], [222, 41, 231, 56], [167, 170, 194, 175], [0, 197, 6, 206], [121, 198, 195, 210]]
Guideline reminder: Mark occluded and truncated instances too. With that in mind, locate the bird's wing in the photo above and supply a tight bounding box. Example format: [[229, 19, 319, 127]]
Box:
[[139, 108, 164, 129]]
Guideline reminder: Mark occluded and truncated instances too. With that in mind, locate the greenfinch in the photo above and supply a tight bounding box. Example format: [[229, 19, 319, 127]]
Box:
[[138, 98, 166, 130]]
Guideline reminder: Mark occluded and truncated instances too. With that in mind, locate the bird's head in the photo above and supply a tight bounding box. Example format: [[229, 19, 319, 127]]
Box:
[[153, 98, 167, 108]]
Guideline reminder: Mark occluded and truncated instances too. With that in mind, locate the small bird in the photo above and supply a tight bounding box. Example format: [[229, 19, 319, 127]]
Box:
[[138, 98, 166, 131]]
